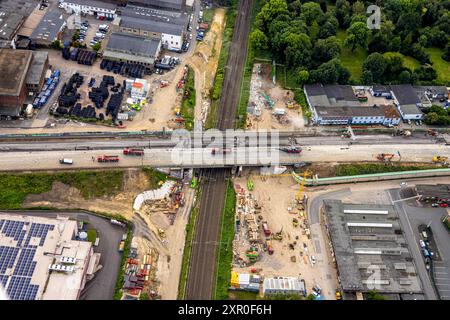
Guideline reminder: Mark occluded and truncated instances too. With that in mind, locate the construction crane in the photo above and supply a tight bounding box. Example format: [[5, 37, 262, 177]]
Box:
[[296, 170, 312, 203], [376, 153, 395, 162]]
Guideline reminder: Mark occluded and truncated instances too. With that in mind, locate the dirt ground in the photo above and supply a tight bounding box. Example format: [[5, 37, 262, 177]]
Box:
[[22, 169, 149, 219], [247, 63, 305, 130], [186, 9, 226, 125], [232, 174, 339, 299]]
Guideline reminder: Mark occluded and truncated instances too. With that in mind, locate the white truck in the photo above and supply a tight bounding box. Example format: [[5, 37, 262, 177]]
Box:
[[59, 158, 73, 165]]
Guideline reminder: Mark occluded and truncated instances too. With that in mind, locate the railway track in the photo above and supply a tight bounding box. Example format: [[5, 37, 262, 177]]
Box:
[[185, 0, 253, 299]]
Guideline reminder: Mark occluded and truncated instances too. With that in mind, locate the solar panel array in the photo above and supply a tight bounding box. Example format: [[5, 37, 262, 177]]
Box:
[[0, 218, 56, 300]]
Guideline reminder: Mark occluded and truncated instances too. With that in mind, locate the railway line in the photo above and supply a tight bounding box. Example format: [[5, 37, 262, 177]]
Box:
[[185, 0, 253, 300]]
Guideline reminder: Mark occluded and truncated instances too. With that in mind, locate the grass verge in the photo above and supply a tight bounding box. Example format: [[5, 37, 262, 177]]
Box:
[[181, 66, 196, 130], [177, 187, 201, 299], [335, 163, 438, 176], [113, 225, 132, 300], [426, 47, 450, 85], [336, 29, 368, 82], [214, 179, 236, 300], [87, 229, 97, 243], [142, 167, 170, 189], [206, 7, 237, 129], [0, 171, 124, 209]]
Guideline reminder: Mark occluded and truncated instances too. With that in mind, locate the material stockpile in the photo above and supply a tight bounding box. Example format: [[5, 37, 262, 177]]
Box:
[[56, 73, 83, 112], [107, 89, 125, 122], [101, 59, 146, 78], [122, 248, 158, 298], [33, 69, 60, 109], [247, 64, 264, 117]]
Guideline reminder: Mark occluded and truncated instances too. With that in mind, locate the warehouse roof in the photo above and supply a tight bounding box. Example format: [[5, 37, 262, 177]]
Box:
[[106, 32, 161, 56], [390, 84, 421, 105], [0, 49, 32, 96], [315, 105, 400, 119], [64, 0, 117, 10], [129, 0, 183, 11], [30, 10, 65, 43], [0, 11, 24, 40], [26, 51, 48, 86], [121, 5, 187, 25], [119, 14, 185, 36], [304, 84, 359, 108], [324, 200, 423, 294]]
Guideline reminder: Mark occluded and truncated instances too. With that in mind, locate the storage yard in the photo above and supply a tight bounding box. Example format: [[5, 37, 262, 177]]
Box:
[[246, 63, 306, 130], [231, 174, 339, 299]]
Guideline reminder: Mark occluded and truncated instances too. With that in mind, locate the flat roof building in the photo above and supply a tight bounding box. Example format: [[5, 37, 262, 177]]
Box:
[[262, 277, 306, 296], [31, 10, 66, 46], [26, 51, 49, 94], [0, 214, 95, 300], [390, 84, 423, 120], [323, 200, 423, 298], [104, 32, 161, 65], [128, 0, 184, 11]]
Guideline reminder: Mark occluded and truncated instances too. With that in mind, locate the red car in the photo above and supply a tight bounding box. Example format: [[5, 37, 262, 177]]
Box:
[[439, 203, 449, 208]]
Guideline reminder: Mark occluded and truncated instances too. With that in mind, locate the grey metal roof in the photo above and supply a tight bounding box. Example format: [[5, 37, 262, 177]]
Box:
[[390, 84, 421, 105], [120, 5, 187, 26], [64, 0, 117, 10], [0, 11, 24, 40], [120, 14, 185, 36], [304, 84, 359, 108], [30, 10, 65, 43], [105, 32, 160, 58], [128, 0, 183, 11], [26, 51, 48, 86]]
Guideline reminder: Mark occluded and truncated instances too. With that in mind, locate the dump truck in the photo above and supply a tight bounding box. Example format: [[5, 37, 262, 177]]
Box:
[[123, 148, 144, 156], [158, 228, 166, 239], [211, 148, 231, 155], [432, 156, 448, 163], [98, 155, 119, 162], [262, 221, 271, 237], [266, 240, 274, 255], [292, 218, 299, 228]]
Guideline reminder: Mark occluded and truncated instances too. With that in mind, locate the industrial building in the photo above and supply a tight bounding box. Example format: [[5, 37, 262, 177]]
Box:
[[0, 214, 99, 300], [128, 0, 185, 11], [304, 84, 401, 126], [323, 200, 423, 299], [30, 10, 66, 46], [61, 0, 118, 19], [262, 277, 306, 296], [0, 10, 25, 48], [104, 32, 161, 66], [0, 49, 50, 116], [117, 5, 187, 51], [390, 84, 424, 121], [415, 184, 450, 203]]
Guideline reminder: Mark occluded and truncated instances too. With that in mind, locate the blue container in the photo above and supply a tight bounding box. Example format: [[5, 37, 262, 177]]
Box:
[[46, 78, 53, 85], [53, 70, 61, 78]]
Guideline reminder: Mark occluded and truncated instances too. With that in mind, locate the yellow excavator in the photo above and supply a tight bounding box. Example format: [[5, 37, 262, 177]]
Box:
[[433, 156, 449, 163], [296, 170, 312, 204]]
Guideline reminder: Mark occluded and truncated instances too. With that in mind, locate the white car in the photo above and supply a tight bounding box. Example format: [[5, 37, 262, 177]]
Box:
[[310, 255, 316, 265], [419, 240, 426, 248]]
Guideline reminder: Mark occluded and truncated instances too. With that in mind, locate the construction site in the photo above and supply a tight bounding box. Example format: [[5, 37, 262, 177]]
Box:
[[231, 171, 339, 299], [246, 63, 305, 130]]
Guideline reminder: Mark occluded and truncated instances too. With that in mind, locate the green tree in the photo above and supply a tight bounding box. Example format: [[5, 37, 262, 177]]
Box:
[[284, 33, 312, 67], [366, 290, 386, 300], [256, 0, 289, 32], [310, 58, 350, 84], [92, 42, 101, 52], [442, 43, 450, 62], [297, 69, 310, 86], [361, 70, 374, 85], [335, 0, 351, 28], [300, 2, 324, 26], [344, 22, 370, 51], [398, 70, 412, 84], [51, 40, 62, 50], [313, 36, 341, 65], [363, 53, 387, 82], [249, 29, 268, 51]]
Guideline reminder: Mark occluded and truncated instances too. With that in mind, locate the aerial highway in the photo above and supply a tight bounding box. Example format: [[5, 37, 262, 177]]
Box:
[[0, 143, 449, 172]]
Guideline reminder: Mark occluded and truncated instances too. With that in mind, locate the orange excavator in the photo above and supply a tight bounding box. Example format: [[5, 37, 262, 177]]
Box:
[[376, 153, 395, 162]]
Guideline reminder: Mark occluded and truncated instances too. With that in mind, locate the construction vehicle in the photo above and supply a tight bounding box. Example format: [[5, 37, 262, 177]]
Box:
[[376, 153, 395, 162], [262, 221, 271, 237], [432, 156, 448, 163], [272, 228, 283, 241], [266, 240, 274, 255], [280, 146, 302, 154], [427, 129, 438, 136], [292, 218, 299, 228], [158, 229, 166, 239], [97, 155, 119, 162], [296, 171, 311, 204], [247, 179, 254, 191], [211, 148, 231, 155], [335, 290, 342, 300], [123, 148, 144, 156], [246, 247, 259, 262], [285, 101, 297, 109]]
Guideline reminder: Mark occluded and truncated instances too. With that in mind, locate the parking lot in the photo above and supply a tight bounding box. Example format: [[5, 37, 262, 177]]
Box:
[[390, 189, 450, 300]]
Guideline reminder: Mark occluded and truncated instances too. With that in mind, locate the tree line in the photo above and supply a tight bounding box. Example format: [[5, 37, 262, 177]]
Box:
[[249, 0, 450, 85]]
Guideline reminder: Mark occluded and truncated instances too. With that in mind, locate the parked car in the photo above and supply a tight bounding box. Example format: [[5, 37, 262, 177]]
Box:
[[432, 203, 439, 207], [419, 240, 426, 248], [440, 203, 449, 208]]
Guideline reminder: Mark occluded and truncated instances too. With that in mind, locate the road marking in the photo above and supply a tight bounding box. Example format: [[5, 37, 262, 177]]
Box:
[[391, 195, 421, 203]]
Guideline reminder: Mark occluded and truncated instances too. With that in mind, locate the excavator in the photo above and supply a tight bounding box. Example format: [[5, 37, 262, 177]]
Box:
[[296, 171, 311, 204], [376, 153, 395, 162], [432, 156, 448, 163], [272, 228, 283, 241]]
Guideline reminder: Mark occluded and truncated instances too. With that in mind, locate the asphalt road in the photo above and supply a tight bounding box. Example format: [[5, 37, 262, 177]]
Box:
[[0, 210, 125, 300], [0, 143, 449, 171], [388, 189, 438, 300]]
